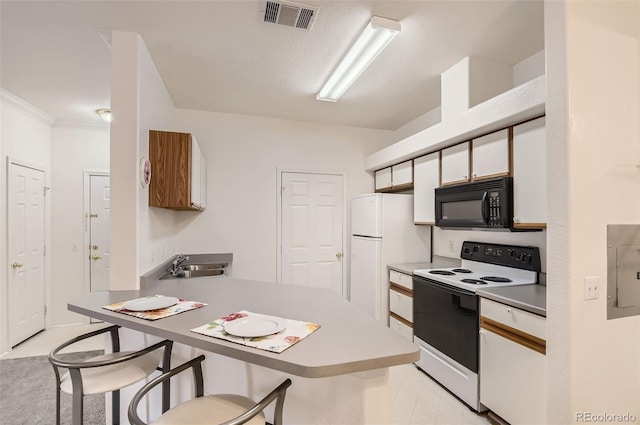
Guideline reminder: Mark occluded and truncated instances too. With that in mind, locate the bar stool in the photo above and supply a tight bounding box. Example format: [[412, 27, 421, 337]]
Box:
[[48, 325, 173, 425], [128, 354, 292, 425]]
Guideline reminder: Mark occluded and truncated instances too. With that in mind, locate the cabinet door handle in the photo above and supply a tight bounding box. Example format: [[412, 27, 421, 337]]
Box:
[[336, 252, 342, 259], [12, 262, 23, 269]]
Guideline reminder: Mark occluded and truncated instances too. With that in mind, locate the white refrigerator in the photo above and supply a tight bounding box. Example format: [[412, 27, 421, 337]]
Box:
[[349, 193, 431, 322]]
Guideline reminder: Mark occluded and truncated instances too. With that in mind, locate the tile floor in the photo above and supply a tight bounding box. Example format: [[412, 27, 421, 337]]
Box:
[[2, 323, 107, 359], [3, 325, 492, 425]]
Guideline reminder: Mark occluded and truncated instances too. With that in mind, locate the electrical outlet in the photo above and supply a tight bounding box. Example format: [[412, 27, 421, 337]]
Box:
[[584, 276, 600, 301], [448, 240, 455, 253]]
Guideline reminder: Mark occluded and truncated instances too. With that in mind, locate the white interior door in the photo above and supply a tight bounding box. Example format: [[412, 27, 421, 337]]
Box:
[[281, 172, 344, 295], [8, 162, 46, 346], [89, 175, 111, 292]]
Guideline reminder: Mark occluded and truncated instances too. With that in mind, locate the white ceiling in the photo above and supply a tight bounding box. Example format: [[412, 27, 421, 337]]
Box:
[[1, 1, 544, 130]]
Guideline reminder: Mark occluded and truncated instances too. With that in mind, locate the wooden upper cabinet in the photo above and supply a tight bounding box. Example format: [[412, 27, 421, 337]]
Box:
[[149, 130, 206, 211]]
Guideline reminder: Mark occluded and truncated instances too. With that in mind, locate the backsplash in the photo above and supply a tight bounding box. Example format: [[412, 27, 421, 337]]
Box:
[[432, 227, 547, 273]]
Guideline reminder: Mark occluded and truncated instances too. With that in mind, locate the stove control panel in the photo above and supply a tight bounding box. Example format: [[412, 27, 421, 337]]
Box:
[[461, 241, 541, 272]]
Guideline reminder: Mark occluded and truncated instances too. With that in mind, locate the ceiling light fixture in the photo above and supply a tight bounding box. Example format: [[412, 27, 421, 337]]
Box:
[[96, 109, 111, 122], [316, 16, 401, 102]]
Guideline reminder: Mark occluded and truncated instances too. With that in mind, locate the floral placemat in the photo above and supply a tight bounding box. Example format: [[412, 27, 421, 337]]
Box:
[[102, 295, 207, 321], [191, 310, 321, 353]]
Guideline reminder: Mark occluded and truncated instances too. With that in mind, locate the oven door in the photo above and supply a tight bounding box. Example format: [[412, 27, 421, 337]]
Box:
[[413, 275, 479, 372]]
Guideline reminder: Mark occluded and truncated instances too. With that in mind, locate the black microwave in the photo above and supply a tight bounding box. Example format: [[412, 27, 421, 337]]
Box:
[[435, 177, 513, 229]]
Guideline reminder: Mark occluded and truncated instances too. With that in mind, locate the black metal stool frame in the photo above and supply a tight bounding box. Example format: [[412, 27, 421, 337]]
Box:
[[49, 325, 173, 425]]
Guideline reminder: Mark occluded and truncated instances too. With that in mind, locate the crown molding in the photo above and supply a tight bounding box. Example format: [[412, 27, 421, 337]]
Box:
[[0, 89, 55, 126], [52, 120, 110, 131]]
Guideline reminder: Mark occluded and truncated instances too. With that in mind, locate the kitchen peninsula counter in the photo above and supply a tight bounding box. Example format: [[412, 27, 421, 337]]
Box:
[[68, 276, 419, 378], [69, 276, 416, 423]]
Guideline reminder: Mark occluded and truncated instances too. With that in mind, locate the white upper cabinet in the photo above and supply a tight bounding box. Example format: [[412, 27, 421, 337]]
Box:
[[375, 167, 392, 191], [441, 142, 469, 185], [190, 136, 206, 210], [471, 129, 510, 180], [391, 160, 413, 188], [375, 160, 413, 192], [413, 152, 439, 224], [512, 116, 546, 228]]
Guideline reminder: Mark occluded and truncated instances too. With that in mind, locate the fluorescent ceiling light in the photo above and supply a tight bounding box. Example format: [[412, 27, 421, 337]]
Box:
[[317, 16, 401, 102], [96, 109, 111, 122]]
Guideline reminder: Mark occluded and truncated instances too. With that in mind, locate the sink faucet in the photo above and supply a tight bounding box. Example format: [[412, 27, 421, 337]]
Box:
[[169, 254, 189, 275]]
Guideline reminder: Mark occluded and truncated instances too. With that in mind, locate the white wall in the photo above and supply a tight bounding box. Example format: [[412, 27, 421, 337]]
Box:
[[172, 109, 391, 283], [50, 126, 109, 326], [513, 50, 545, 87], [0, 90, 52, 354], [110, 31, 177, 291], [546, 1, 640, 423], [393, 106, 441, 144], [137, 32, 179, 275]]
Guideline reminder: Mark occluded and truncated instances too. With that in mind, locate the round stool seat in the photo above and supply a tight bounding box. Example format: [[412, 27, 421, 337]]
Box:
[[60, 351, 161, 395], [153, 394, 265, 425]]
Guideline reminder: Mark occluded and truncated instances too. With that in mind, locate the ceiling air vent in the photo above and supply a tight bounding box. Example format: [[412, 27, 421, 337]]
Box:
[[261, 0, 318, 31]]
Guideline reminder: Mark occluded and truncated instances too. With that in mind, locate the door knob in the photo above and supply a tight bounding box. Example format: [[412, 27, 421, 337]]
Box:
[[336, 252, 343, 259], [92, 245, 99, 250], [11, 262, 23, 269], [89, 213, 98, 218], [91, 255, 102, 260]]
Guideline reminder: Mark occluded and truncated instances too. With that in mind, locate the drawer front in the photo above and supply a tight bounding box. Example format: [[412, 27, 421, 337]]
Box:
[[389, 270, 413, 291], [389, 316, 413, 341], [481, 298, 546, 340], [390, 289, 413, 322]]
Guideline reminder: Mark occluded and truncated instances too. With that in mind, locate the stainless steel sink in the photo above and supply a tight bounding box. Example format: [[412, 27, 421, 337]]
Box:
[[161, 263, 228, 279], [174, 268, 225, 278], [179, 264, 225, 272]]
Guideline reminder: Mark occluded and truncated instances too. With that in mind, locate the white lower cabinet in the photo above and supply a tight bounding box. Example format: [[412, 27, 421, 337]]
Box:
[[388, 269, 414, 341], [389, 289, 412, 321], [480, 298, 546, 424], [389, 315, 413, 341]]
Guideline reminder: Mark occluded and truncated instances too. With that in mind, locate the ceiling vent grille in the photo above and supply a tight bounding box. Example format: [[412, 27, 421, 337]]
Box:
[[261, 1, 318, 31]]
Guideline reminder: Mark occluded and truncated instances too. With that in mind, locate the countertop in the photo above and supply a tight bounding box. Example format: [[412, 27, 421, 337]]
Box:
[[476, 284, 546, 317], [388, 256, 461, 275], [68, 276, 419, 378]]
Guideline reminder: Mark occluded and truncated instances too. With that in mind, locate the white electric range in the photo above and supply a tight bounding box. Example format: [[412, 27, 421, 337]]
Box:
[[412, 241, 541, 411]]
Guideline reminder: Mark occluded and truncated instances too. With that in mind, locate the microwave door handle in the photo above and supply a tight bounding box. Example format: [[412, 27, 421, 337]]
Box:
[[481, 191, 489, 224]]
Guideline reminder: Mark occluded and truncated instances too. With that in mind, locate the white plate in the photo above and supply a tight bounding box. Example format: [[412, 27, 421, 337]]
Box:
[[222, 315, 286, 337], [122, 296, 179, 312]]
